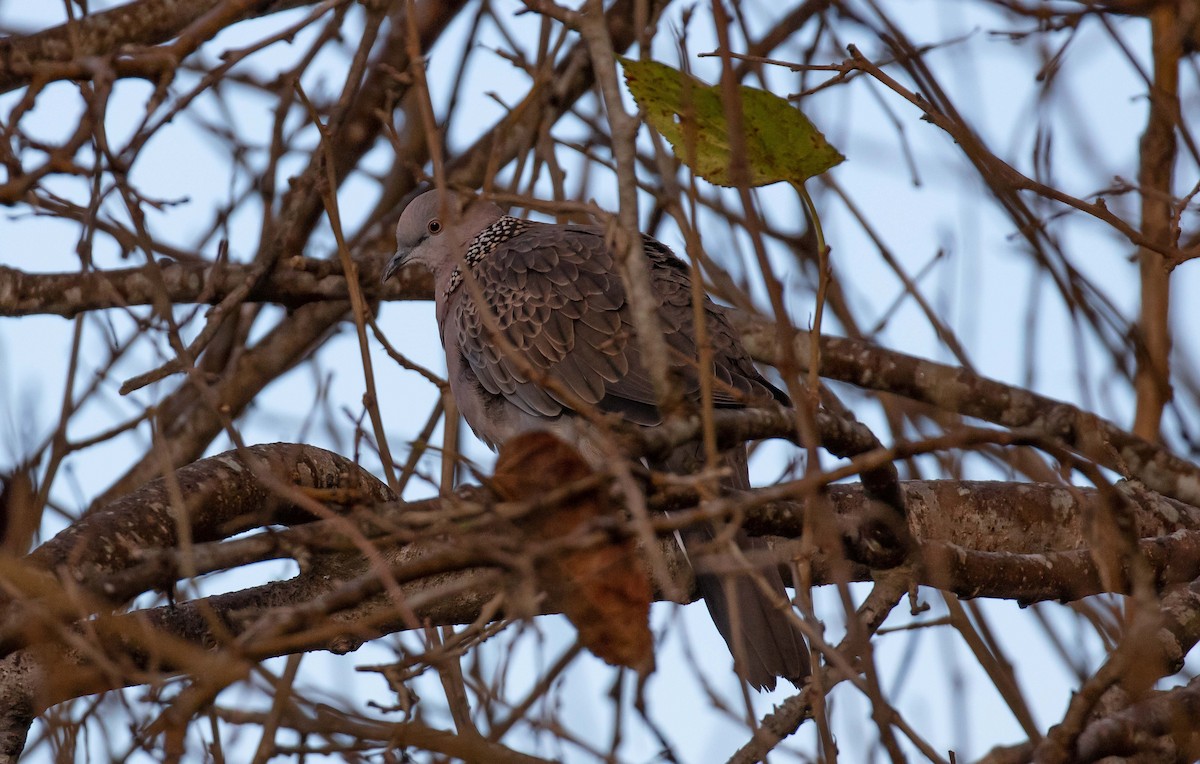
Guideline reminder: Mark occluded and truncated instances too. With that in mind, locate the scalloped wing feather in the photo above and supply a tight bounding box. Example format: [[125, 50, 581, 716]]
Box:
[[452, 221, 787, 426]]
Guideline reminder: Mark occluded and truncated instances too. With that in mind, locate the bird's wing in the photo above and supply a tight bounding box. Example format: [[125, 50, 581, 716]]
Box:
[[453, 222, 783, 424], [635, 233, 790, 408]]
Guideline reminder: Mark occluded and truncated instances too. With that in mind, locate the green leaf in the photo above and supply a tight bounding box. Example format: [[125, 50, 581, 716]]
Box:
[[620, 57, 844, 187]]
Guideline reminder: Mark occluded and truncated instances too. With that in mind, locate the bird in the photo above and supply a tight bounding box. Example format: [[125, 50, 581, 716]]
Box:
[[383, 189, 808, 690]]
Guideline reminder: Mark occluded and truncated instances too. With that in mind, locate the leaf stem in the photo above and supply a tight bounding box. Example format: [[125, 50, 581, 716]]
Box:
[[792, 179, 829, 411]]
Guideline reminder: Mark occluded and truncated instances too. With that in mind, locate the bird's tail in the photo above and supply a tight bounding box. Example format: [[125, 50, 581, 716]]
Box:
[[667, 445, 810, 691]]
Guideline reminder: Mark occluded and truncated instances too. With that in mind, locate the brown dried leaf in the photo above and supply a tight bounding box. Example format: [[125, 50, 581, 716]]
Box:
[[0, 468, 38, 556], [493, 432, 654, 675]]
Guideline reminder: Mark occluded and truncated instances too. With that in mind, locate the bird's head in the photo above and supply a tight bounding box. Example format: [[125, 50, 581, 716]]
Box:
[[383, 189, 504, 284]]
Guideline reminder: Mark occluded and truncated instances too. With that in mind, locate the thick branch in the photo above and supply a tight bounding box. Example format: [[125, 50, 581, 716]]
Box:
[[0, 260, 428, 318], [0, 0, 319, 94], [25, 443, 392, 575], [1131, 3, 1182, 440], [8, 255, 1197, 514], [0, 443, 392, 655], [734, 317, 1200, 510], [4, 440, 1200, 758], [1072, 673, 1200, 762]]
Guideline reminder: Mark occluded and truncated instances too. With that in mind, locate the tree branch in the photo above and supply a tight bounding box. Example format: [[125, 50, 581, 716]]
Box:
[[8, 255, 1196, 515]]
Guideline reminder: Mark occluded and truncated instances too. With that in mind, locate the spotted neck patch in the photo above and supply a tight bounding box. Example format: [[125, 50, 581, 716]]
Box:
[[444, 216, 531, 299]]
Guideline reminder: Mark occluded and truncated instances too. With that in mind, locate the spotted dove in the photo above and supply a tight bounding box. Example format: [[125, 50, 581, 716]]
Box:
[[383, 190, 809, 690]]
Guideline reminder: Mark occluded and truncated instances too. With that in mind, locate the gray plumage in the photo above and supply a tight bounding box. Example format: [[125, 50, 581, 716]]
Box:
[[385, 190, 808, 690]]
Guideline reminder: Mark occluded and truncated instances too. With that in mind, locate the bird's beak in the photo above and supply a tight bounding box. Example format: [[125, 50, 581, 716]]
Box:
[[381, 247, 411, 284]]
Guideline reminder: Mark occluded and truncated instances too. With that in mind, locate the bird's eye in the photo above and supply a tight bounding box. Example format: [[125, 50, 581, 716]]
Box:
[[427, 219, 442, 235]]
